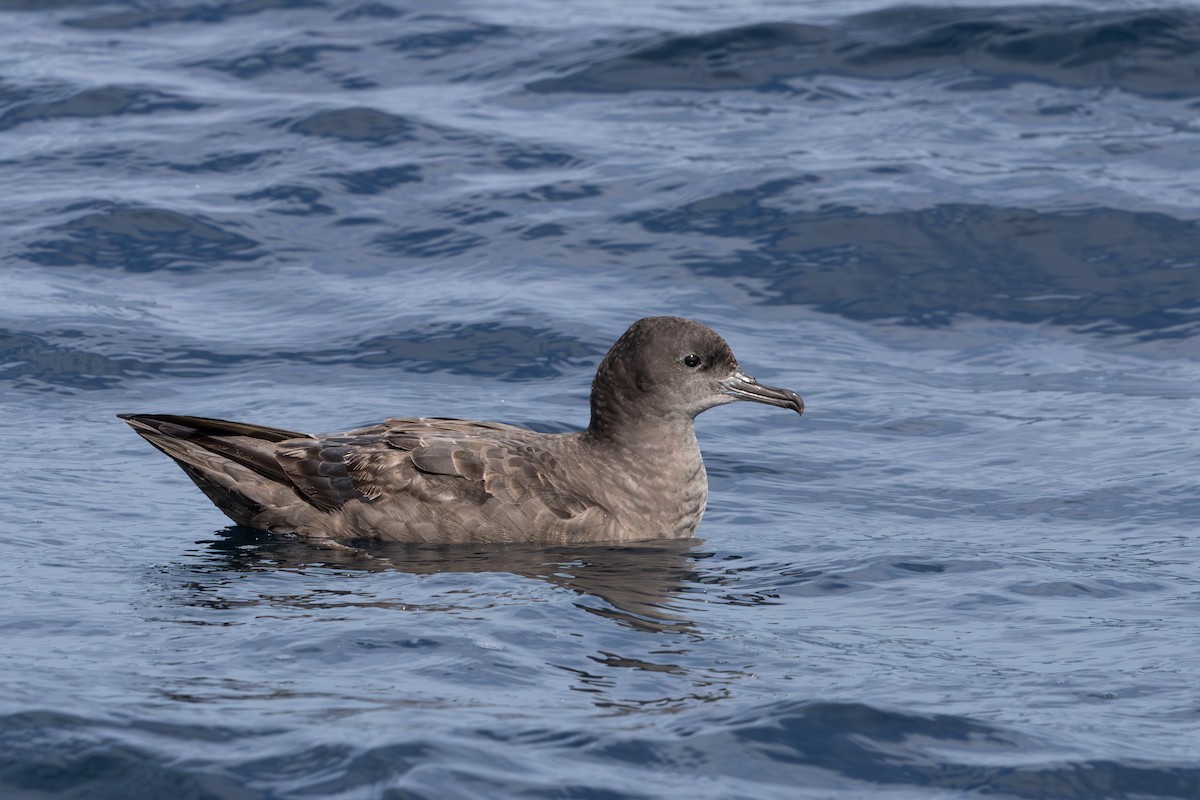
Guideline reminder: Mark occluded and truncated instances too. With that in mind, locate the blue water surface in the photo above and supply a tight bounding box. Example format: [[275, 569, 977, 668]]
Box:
[[2, 1, 1199, 798]]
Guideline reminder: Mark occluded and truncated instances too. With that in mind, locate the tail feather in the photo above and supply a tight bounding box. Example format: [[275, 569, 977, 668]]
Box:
[[118, 413, 314, 528], [118, 413, 310, 486]]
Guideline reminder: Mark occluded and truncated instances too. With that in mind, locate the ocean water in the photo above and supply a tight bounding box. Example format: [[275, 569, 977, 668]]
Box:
[[2, 0, 1199, 797]]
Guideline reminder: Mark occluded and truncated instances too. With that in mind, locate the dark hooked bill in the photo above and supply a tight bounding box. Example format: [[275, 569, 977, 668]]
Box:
[[721, 372, 804, 415]]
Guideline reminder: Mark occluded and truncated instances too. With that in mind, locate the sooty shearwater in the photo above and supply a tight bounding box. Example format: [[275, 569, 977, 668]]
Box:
[[120, 316, 804, 544]]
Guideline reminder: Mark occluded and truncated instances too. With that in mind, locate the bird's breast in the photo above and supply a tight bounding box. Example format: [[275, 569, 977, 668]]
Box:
[[580, 438, 707, 540]]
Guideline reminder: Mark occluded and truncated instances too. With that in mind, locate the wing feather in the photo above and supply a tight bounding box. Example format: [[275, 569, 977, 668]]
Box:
[[274, 416, 605, 536]]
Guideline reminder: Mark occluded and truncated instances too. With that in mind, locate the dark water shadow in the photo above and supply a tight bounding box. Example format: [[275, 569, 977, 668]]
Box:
[[624, 183, 1200, 338], [588, 699, 1200, 799], [0, 86, 205, 132], [23, 203, 263, 272], [200, 527, 704, 634], [61, 0, 324, 30], [0, 319, 600, 393], [3, 699, 1196, 800], [530, 8, 1200, 99]]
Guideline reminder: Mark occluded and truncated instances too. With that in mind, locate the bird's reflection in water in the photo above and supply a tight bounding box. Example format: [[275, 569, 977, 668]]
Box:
[[200, 527, 705, 634]]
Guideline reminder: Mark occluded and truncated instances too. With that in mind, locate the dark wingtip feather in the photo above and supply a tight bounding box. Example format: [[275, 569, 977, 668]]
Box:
[[117, 413, 308, 442]]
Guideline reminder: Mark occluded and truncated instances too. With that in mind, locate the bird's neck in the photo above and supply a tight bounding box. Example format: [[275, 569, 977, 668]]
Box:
[[579, 410, 706, 499], [582, 409, 698, 453]]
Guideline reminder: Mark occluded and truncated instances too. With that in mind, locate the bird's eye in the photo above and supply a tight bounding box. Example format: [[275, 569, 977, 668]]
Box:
[[682, 353, 703, 369]]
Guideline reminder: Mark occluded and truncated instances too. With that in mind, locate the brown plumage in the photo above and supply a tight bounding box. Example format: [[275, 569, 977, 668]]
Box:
[[119, 316, 804, 544]]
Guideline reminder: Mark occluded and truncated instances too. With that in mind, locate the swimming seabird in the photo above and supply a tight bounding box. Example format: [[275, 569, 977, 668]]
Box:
[[119, 316, 803, 543]]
